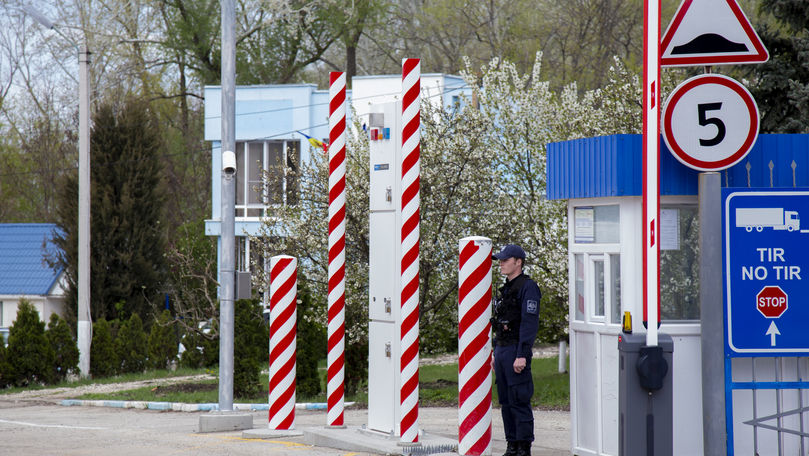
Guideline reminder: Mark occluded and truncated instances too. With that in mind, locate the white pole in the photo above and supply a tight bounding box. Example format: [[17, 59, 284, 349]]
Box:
[[77, 45, 92, 378], [558, 340, 567, 374], [643, 0, 661, 347]]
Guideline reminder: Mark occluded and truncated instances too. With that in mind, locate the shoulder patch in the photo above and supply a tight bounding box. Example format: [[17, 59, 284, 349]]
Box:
[[526, 299, 538, 315]]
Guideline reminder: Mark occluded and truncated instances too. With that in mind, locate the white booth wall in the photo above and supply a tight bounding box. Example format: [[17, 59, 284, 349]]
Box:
[[567, 195, 703, 456]]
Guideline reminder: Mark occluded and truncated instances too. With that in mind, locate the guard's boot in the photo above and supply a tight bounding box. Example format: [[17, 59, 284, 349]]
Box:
[[514, 440, 532, 456], [501, 440, 518, 456]]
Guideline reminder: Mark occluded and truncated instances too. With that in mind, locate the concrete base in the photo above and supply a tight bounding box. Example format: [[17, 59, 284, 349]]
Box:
[[198, 412, 253, 433], [242, 428, 304, 439], [302, 426, 457, 455]]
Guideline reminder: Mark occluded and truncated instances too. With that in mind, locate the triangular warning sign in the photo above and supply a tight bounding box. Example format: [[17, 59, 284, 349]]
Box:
[[661, 0, 769, 67]]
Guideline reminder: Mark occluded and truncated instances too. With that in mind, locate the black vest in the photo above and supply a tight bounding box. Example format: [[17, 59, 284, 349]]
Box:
[[492, 274, 529, 345]]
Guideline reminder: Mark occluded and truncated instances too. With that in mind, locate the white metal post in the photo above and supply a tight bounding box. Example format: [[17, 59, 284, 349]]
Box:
[[643, 0, 661, 347]]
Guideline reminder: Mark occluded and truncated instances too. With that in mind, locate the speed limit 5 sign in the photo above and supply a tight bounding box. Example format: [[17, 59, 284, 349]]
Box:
[[662, 74, 759, 171]]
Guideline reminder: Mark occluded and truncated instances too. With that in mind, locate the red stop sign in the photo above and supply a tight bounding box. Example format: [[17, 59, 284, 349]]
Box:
[[757, 286, 788, 318]]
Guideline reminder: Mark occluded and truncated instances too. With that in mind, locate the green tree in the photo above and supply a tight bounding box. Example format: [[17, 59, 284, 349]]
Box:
[[91, 319, 119, 378], [0, 341, 9, 388], [148, 310, 178, 370], [164, 220, 219, 336], [750, 0, 809, 133], [53, 98, 168, 323], [156, 0, 342, 85], [5, 300, 55, 385], [296, 277, 326, 397], [234, 298, 266, 398], [46, 313, 80, 382], [115, 313, 148, 373], [179, 323, 219, 369]]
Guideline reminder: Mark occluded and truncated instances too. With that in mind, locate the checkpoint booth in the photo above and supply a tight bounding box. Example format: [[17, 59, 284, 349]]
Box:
[[546, 133, 809, 456]]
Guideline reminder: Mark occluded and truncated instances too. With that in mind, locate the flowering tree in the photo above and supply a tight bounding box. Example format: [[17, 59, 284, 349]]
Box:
[[253, 54, 647, 356]]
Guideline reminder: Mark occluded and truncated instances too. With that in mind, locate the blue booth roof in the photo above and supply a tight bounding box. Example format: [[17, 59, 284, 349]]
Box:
[[0, 224, 63, 295], [547, 134, 809, 200]]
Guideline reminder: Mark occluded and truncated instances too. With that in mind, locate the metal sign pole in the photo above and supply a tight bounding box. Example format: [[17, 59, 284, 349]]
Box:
[[699, 172, 727, 454]]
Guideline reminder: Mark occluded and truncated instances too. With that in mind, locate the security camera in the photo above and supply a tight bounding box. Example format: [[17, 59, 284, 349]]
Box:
[[222, 150, 236, 175]]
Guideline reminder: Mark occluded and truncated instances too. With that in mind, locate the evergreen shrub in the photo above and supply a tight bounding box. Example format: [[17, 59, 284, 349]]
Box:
[[234, 298, 266, 398], [115, 313, 148, 373], [295, 280, 326, 398], [179, 321, 218, 369], [344, 339, 368, 396], [0, 337, 10, 387], [5, 300, 55, 385], [91, 319, 119, 378], [148, 310, 178, 370], [46, 313, 79, 381]]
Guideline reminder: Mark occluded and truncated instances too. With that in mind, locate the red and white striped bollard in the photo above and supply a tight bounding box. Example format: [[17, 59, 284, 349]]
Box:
[[327, 71, 347, 427], [400, 57, 421, 444], [269, 255, 297, 430], [458, 236, 493, 456]]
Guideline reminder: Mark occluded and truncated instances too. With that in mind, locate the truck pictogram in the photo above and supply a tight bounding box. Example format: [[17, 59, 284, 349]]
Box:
[[735, 208, 800, 232]]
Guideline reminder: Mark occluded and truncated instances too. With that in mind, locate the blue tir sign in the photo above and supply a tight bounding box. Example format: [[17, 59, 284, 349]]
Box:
[[724, 189, 809, 355]]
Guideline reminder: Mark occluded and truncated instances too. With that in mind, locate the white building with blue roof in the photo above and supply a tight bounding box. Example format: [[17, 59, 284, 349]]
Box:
[[0, 224, 66, 343]]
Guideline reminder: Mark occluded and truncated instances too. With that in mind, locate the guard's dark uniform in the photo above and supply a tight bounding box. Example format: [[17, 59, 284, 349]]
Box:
[[493, 273, 541, 444]]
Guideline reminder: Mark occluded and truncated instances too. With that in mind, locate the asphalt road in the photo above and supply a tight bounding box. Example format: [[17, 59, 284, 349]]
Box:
[[0, 399, 570, 456]]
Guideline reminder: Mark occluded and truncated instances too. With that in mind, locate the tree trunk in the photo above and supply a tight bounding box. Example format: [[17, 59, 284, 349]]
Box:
[[346, 45, 357, 88]]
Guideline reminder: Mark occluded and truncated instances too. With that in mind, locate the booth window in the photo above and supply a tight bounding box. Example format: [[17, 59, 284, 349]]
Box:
[[594, 259, 605, 317], [574, 205, 619, 243], [574, 254, 585, 321], [660, 205, 700, 320], [234, 140, 300, 217], [589, 253, 621, 322], [609, 254, 621, 324]]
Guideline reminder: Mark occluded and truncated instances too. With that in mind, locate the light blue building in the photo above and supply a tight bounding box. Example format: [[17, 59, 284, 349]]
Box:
[[203, 74, 469, 283]]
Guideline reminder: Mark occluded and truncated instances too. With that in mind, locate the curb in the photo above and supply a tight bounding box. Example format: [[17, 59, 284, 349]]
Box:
[[60, 399, 348, 412]]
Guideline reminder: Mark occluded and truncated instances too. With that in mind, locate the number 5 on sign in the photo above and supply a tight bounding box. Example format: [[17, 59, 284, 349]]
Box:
[[662, 74, 759, 172]]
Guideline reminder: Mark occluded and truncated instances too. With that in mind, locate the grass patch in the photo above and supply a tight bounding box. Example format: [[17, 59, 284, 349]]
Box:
[[0, 367, 211, 396], [68, 357, 569, 410], [418, 357, 569, 410]]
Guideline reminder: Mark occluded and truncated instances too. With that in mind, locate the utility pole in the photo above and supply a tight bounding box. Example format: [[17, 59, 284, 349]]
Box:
[[219, 0, 236, 412], [22, 6, 93, 378], [77, 44, 92, 378]]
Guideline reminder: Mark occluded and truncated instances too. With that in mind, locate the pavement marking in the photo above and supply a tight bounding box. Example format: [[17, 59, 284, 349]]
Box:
[[0, 418, 107, 430], [193, 433, 311, 449]]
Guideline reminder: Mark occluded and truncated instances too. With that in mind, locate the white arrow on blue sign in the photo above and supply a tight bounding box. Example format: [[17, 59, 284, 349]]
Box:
[[724, 189, 809, 355]]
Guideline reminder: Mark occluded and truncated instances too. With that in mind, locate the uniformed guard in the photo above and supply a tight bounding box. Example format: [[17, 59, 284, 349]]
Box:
[[491, 244, 541, 456]]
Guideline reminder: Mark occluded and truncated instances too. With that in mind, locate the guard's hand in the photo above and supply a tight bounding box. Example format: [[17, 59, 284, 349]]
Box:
[[513, 357, 527, 374]]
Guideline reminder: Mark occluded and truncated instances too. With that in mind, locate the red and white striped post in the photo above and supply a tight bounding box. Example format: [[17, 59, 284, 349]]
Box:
[[327, 71, 347, 427], [642, 0, 661, 346], [400, 57, 421, 444], [458, 236, 493, 456], [268, 255, 297, 430]]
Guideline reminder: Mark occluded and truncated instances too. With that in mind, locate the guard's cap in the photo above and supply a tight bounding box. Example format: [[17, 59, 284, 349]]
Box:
[[492, 244, 526, 260]]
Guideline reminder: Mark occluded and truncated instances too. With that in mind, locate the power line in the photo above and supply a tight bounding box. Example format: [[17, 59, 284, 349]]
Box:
[[203, 84, 467, 121]]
